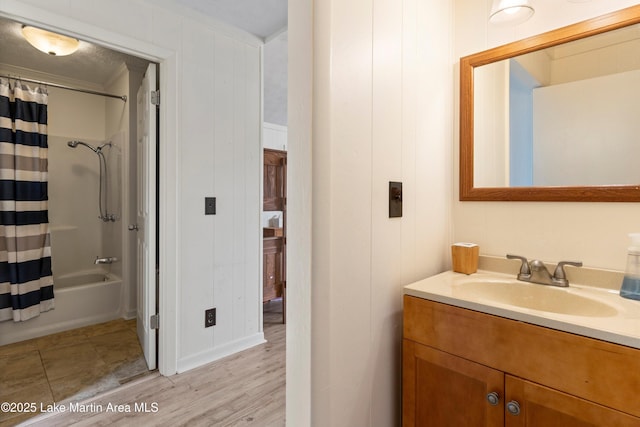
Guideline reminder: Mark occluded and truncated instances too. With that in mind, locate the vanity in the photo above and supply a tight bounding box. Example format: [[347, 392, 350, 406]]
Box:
[[412, 2, 640, 424], [402, 266, 640, 426]]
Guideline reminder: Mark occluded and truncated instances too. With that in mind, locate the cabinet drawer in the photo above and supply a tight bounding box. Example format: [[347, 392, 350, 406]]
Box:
[[403, 295, 640, 418]]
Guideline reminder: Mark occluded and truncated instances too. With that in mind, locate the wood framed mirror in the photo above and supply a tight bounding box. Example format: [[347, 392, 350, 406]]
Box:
[[460, 5, 640, 202]]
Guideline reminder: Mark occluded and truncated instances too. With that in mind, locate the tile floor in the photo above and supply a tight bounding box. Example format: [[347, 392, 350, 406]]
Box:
[[0, 319, 151, 427]]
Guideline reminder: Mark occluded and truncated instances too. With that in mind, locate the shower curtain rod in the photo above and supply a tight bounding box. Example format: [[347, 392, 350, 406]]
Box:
[[0, 74, 127, 102]]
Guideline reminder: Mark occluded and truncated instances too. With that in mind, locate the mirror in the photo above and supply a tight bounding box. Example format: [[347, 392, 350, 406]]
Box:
[[460, 5, 640, 202]]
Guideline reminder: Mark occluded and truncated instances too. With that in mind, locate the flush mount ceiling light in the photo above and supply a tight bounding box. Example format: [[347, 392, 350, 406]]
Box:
[[489, 0, 535, 25], [21, 26, 79, 56]]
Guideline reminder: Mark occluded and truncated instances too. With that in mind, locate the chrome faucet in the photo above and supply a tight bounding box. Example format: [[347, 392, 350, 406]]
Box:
[[506, 254, 582, 287], [95, 256, 117, 265]]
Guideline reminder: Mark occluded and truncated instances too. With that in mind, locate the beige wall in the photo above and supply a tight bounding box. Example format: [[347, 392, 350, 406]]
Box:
[[454, 0, 640, 271]]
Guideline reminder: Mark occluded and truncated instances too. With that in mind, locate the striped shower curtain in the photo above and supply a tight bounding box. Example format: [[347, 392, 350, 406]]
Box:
[[0, 78, 54, 322]]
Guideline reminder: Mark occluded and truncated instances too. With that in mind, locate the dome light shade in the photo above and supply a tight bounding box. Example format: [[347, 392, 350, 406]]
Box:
[[489, 0, 535, 25], [21, 26, 79, 56]]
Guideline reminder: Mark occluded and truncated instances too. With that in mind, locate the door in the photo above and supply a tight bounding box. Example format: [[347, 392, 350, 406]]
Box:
[[263, 149, 286, 211], [263, 149, 287, 321], [403, 339, 504, 427], [136, 63, 157, 370], [505, 376, 640, 426], [263, 237, 284, 302]]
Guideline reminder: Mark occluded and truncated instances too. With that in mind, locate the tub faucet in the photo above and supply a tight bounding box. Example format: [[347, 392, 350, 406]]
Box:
[[506, 254, 582, 287], [95, 256, 117, 264]]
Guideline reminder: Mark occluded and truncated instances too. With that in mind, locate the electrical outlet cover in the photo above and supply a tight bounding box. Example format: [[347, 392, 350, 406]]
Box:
[[205, 308, 216, 327]]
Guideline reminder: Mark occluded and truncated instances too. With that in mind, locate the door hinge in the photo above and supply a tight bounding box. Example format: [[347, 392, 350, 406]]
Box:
[[150, 314, 159, 330], [151, 90, 160, 106]]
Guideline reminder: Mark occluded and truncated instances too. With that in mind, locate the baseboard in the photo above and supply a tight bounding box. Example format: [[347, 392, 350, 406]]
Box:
[[176, 332, 266, 374], [122, 309, 137, 320]]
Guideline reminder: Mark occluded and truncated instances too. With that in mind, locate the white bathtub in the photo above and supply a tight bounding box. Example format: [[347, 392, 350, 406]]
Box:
[[0, 271, 123, 346]]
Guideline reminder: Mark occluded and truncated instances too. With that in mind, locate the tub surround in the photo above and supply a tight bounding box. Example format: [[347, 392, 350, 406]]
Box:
[[0, 272, 123, 346], [404, 255, 640, 349]]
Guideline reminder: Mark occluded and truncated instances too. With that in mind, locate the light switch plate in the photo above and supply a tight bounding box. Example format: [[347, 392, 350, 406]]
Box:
[[205, 197, 216, 215], [389, 182, 402, 218]]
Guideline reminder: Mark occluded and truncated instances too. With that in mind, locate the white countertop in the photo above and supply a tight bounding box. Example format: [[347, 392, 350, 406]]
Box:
[[404, 270, 640, 349]]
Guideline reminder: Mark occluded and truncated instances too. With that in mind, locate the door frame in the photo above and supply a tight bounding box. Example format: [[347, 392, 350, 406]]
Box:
[[0, 1, 179, 375]]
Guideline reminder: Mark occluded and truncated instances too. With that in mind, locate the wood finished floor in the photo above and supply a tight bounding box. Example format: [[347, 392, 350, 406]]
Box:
[[18, 300, 286, 427]]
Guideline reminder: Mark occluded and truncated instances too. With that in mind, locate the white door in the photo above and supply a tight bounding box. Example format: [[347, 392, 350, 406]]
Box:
[[136, 63, 157, 370]]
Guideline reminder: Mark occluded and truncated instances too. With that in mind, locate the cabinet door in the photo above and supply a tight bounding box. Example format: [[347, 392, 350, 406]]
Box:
[[263, 238, 283, 302], [505, 376, 640, 427], [264, 149, 286, 211], [403, 339, 504, 427]]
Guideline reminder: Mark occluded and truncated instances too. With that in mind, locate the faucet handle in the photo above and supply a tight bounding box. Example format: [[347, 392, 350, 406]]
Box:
[[553, 261, 583, 281], [506, 254, 531, 278]]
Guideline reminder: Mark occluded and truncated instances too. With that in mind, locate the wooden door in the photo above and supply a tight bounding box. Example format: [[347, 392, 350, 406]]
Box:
[[263, 149, 286, 211], [403, 339, 504, 427], [505, 376, 640, 427], [263, 149, 286, 320]]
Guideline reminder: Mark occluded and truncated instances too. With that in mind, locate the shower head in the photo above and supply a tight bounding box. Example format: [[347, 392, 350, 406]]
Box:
[[67, 140, 98, 153]]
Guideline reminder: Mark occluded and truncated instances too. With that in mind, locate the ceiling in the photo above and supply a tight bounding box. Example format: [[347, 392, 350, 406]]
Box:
[[0, 16, 149, 86], [0, 0, 287, 86], [177, 0, 287, 39]]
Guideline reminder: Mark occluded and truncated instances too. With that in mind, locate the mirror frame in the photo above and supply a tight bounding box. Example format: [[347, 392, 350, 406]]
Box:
[[460, 5, 640, 202]]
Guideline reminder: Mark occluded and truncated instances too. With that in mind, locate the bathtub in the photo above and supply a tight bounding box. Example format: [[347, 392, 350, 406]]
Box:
[[0, 270, 123, 346]]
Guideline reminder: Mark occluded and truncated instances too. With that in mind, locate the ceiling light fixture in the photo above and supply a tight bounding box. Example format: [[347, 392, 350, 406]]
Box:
[[21, 26, 79, 56], [489, 0, 535, 25]]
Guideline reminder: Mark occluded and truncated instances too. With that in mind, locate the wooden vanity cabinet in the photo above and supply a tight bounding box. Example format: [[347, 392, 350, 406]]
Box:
[[402, 295, 640, 426]]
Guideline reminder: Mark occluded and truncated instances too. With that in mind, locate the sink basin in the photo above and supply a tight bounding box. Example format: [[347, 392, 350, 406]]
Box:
[[453, 280, 618, 317]]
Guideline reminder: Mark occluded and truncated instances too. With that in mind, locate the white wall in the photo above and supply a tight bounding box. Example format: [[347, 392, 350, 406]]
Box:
[[0, 0, 263, 374], [263, 122, 287, 151], [551, 37, 640, 85], [263, 31, 288, 126], [473, 60, 510, 187], [533, 70, 640, 186], [287, 0, 313, 423], [178, 23, 262, 371], [454, 0, 640, 273], [308, 0, 453, 425]]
